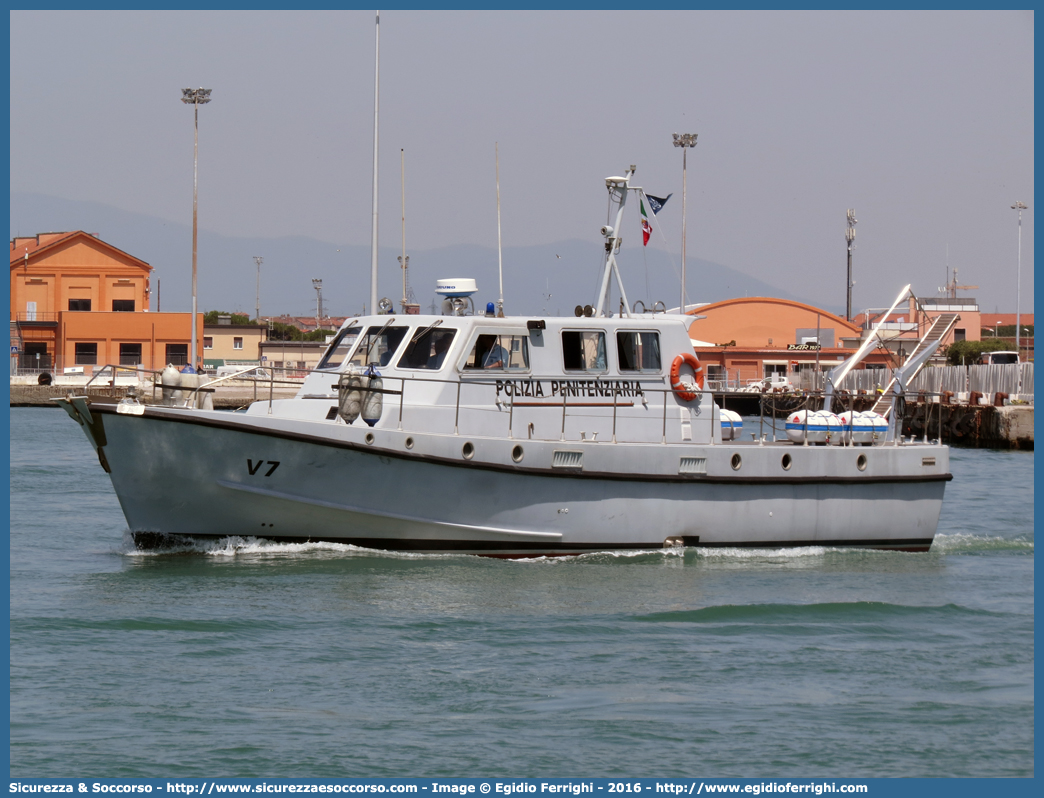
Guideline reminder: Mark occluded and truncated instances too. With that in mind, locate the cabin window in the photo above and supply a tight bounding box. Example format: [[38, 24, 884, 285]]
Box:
[[74, 343, 97, 365], [165, 344, 188, 366], [397, 327, 458, 370], [68, 299, 91, 312], [112, 299, 135, 312], [562, 330, 607, 372], [616, 331, 661, 372], [347, 326, 409, 369], [119, 343, 142, 366], [316, 326, 361, 370], [463, 334, 529, 370]]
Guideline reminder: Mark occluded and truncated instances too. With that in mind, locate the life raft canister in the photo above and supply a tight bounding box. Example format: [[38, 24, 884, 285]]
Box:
[[670, 353, 704, 402]]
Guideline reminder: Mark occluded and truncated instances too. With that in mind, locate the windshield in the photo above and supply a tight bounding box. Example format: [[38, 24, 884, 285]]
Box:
[[347, 326, 409, 368], [397, 327, 458, 370], [316, 326, 361, 370]]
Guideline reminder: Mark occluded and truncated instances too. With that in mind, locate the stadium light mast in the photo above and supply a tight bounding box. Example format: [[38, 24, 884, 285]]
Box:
[[181, 87, 212, 370], [672, 132, 697, 314]]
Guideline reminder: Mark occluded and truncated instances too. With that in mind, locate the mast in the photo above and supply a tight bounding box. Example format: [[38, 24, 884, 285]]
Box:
[[594, 165, 635, 318], [496, 142, 504, 317], [398, 148, 409, 312], [369, 10, 380, 315]]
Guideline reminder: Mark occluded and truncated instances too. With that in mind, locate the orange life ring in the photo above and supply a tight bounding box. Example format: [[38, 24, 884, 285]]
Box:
[[670, 353, 704, 402]]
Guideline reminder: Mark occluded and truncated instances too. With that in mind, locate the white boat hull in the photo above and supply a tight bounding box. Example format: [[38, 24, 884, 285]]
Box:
[[80, 403, 948, 556]]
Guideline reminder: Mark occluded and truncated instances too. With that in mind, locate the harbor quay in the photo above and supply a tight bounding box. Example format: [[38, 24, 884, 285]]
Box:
[[9, 375, 299, 410], [902, 400, 1033, 450]]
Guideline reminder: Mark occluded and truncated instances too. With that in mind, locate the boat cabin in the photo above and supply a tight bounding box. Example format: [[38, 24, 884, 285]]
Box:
[[257, 313, 721, 446]]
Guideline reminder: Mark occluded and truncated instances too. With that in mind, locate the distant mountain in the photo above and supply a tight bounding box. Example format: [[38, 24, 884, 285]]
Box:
[[10, 192, 816, 318]]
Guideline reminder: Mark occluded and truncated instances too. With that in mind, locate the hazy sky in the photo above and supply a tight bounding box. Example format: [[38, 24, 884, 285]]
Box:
[[10, 9, 1034, 314]]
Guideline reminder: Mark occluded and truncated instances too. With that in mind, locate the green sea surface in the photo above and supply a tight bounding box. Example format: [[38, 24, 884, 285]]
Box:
[[9, 408, 1034, 777]]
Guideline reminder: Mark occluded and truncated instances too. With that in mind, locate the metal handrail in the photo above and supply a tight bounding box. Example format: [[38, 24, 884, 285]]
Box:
[[118, 357, 958, 446], [84, 364, 161, 389]]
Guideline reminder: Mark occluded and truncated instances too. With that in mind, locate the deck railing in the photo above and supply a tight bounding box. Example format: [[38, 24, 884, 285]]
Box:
[[103, 363, 1016, 449]]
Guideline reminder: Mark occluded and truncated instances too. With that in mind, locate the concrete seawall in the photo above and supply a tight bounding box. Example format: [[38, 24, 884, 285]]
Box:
[[903, 402, 1033, 450], [10, 384, 300, 410]]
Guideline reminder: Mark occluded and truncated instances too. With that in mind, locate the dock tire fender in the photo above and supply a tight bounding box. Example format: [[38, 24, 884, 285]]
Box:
[[670, 353, 704, 402]]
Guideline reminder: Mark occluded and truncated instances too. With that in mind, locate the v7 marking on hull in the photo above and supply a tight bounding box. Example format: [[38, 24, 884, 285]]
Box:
[[247, 459, 281, 477]]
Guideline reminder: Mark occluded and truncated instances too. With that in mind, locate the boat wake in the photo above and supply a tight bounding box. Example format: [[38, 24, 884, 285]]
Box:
[[120, 532, 404, 560], [929, 532, 1033, 554]]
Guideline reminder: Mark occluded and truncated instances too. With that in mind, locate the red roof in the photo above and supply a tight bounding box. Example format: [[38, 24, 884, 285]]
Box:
[[10, 230, 150, 270], [981, 313, 1034, 327]]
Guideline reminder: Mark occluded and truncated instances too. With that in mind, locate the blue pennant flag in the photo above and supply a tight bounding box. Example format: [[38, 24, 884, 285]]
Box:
[[645, 193, 672, 215]]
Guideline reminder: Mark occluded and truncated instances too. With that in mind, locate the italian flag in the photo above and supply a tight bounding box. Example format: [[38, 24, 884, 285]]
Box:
[[640, 198, 652, 246]]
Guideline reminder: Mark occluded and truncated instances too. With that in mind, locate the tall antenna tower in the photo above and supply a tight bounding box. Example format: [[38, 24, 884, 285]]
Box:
[[252, 256, 263, 321], [397, 149, 417, 313], [845, 209, 857, 321]]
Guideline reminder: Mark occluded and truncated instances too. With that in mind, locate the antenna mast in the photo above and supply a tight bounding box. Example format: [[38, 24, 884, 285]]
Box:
[[252, 256, 263, 321], [496, 142, 504, 317], [845, 209, 856, 321], [398, 148, 411, 313], [594, 165, 636, 318]]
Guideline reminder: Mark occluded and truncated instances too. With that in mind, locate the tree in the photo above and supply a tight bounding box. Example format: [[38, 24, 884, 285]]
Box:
[[203, 310, 253, 325], [945, 338, 1016, 366]]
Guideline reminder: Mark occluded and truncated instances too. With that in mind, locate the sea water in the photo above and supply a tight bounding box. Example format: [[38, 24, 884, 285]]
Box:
[[8, 408, 1033, 777]]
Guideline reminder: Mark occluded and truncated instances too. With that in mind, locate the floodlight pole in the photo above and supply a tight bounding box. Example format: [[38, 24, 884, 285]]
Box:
[[673, 133, 697, 314], [313, 279, 324, 329], [181, 87, 212, 370]]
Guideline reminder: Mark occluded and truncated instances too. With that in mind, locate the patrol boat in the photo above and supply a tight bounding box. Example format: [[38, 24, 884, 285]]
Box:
[[54, 166, 951, 556]]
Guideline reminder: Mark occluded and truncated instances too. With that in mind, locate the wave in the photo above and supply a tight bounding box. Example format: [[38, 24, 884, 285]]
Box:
[[634, 601, 1007, 625]]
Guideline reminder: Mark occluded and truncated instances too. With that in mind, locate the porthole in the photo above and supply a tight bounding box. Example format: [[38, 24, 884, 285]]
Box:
[[857, 454, 867, 471], [365, 432, 375, 445], [405, 437, 415, 450], [511, 444, 524, 463], [462, 441, 475, 460], [781, 453, 792, 471], [731, 453, 742, 471]]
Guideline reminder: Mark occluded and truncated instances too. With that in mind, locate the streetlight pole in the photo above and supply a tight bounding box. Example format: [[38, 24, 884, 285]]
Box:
[[673, 132, 697, 314], [1011, 201, 1028, 355], [181, 87, 211, 371], [253, 256, 263, 322]]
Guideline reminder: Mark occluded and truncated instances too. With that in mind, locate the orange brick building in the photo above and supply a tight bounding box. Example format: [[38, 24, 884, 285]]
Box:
[[10, 231, 201, 373]]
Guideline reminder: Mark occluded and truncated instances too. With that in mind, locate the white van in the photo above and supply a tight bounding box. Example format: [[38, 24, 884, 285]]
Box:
[[980, 351, 1019, 365]]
